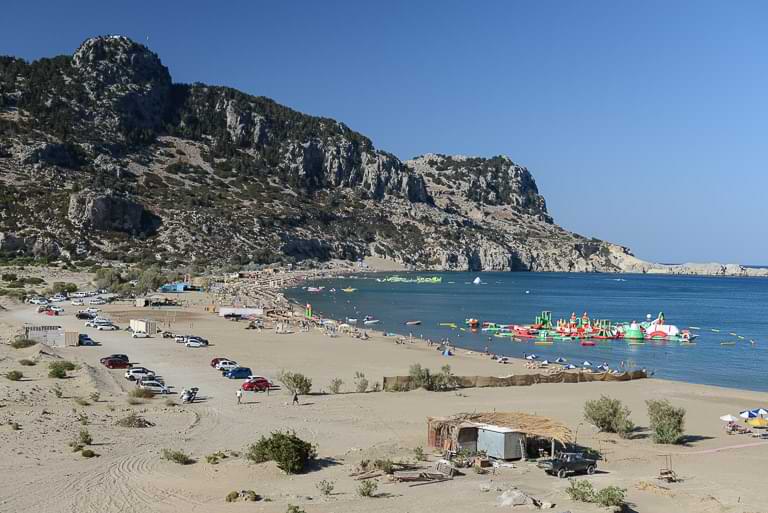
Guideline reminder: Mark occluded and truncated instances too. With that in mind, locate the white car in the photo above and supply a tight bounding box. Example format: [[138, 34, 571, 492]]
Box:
[[96, 324, 118, 331], [71, 299, 84, 306], [28, 297, 48, 305], [125, 367, 155, 380], [85, 318, 111, 327], [89, 298, 106, 305], [85, 307, 101, 314], [71, 292, 87, 298], [174, 335, 188, 344], [138, 380, 169, 394], [131, 331, 149, 339], [49, 295, 66, 302], [49, 305, 64, 313], [215, 360, 238, 371], [185, 339, 206, 348]]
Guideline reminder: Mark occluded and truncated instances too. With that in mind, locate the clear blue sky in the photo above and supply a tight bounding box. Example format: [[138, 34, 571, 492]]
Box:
[[2, 1, 766, 264]]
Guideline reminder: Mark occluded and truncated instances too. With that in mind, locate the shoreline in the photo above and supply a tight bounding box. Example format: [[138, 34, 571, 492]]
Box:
[[279, 271, 768, 396]]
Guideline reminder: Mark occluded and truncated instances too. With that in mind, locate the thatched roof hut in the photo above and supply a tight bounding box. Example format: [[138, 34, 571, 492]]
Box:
[[427, 412, 574, 455]]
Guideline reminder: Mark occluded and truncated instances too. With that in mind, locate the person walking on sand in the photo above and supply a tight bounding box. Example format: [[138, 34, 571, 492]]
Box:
[[292, 392, 299, 406], [236, 388, 243, 405]]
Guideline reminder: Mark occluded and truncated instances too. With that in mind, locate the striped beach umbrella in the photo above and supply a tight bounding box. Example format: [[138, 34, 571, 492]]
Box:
[[740, 409, 759, 419], [554, 357, 567, 363], [582, 361, 593, 367]]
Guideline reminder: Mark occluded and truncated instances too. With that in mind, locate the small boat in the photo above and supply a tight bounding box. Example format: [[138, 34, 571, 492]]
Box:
[[535, 340, 554, 345], [405, 320, 421, 326], [307, 287, 323, 293], [472, 276, 481, 285], [347, 318, 358, 324], [341, 287, 357, 293], [720, 341, 736, 346], [580, 340, 596, 346], [439, 322, 457, 329], [363, 315, 380, 325]]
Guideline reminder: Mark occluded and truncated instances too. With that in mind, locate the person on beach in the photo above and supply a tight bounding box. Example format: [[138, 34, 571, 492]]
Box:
[[236, 388, 243, 405], [292, 392, 299, 406]]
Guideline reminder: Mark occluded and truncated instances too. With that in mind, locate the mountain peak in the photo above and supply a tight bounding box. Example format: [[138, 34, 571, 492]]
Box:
[[73, 35, 171, 87]]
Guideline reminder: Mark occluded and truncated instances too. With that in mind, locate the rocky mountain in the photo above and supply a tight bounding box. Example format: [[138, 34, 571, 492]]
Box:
[[0, 35, 757, 275]]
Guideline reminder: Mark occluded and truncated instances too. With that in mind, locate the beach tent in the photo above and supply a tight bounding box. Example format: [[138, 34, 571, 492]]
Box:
[[719, 414, 739, 422], [564, 364, 577, 370], [525, 354, 538, 360], [582, 361, 592, 367], [554, 357, 567, 363], [541, 360, 550, 365], [740, 410, 759, 419]]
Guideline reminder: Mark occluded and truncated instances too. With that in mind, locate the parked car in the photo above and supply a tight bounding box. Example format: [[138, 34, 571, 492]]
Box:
[[49, 294, 67, 302], [89, 298, 106, 305], [210, 357, 231, 368], [100, 354, 129, 363], [85, 318, 111, 327], [131, 331, 149, 339], [125, 367, 155, 381], [76, 311, 96, 320], [71, 299, 84, 306], [241, 377, 272, 392], [78, 334, 96, 346], [185, 339, 206, 348], [224, 367, 253, 379], [215, 359, 238, 371], [29, 297, 48, 305], [84, 307, 101, 314], [49, 305, 64, 313], [137, 375, 164, 385], [138, 380, 169, 394], [96, 324, 119, 331], [102, 358, 131, 369], [71, 292, 87, 298], [537, 452, 597, 478]]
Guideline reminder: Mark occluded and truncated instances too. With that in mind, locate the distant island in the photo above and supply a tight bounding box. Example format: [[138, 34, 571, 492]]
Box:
[[0, 36, 762, 277]]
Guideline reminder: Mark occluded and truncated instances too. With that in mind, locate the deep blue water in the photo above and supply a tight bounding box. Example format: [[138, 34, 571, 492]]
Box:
[[285, 272, 768, 392]]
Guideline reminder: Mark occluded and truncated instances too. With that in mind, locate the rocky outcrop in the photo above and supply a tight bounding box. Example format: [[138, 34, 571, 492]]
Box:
[[72, 35, 172, 141], [67, 191, 157, 234]]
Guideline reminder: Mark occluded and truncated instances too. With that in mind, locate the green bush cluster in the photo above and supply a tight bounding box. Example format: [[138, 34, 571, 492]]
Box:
[[246, 431, 316, 474], [6, 370, 23, 381], [566, 480, 626, 508], [278, 371, 312, 395], [647, 399, 686, 444], [161, 449, 195, 465], [583, 395, 635, 438], [406, 363, 461, 391]]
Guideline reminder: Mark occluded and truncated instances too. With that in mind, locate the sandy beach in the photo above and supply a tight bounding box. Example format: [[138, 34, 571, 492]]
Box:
[[2, 279, 768, 513]]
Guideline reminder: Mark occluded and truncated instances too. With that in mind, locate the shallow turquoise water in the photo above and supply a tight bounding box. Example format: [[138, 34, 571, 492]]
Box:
[[285, 272, 768, 392]]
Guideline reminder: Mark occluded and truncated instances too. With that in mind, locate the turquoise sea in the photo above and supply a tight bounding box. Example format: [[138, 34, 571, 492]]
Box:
[[285, 272, 768, 392]]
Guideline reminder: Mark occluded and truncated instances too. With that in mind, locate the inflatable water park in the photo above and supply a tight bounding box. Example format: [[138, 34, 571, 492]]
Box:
[[377, 275, 442, 284], [460, 311, 698, 344]]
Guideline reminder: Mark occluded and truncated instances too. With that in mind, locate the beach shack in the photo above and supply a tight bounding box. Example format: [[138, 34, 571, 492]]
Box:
[[23, 325, 80, 347], [159, 282, 189, 293], [427, 412, 573, 461], [129, 319, 158, 334]]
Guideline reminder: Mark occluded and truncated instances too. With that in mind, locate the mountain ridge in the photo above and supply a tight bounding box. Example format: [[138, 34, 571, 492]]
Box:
[[0, 35, 763, 276]]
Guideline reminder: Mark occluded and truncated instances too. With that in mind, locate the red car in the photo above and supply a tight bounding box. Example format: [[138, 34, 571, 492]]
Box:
[[241, 377, 272, 392], [102, 358, 131, 369], [210, 357, 230, 368]]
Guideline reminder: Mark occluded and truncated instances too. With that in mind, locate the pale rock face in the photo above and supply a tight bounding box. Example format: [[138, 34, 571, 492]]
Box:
[[67, 191, 151, 234], [72, 35, 172, 140], [219, 99, 266, 146]]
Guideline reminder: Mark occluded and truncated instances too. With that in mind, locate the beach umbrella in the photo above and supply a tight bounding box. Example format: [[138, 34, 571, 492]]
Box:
[[554, 357, 567, 363], [541, 360, 550, 365], [564, 364, 577, 369], [748, 418, 768, 428], [719, 414, 739, 422], [582, 361, 592, 367], [740, 410, 759, 419], [525, 354, 538, 360], [754, 408, 768, 416], [597, 364, 609, 371]]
